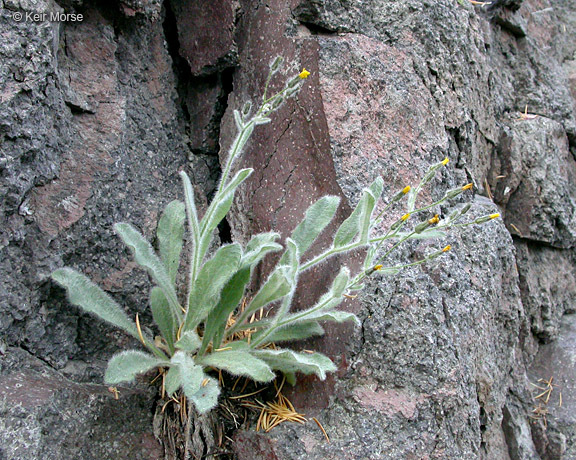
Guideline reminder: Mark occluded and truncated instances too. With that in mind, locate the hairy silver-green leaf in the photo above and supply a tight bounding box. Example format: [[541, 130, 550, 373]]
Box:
[[254, 321, 325, 343], [252, 349, 336, 380], [279, 268, 350, 327], [244, 266, 292, 316], [233, 109, 243, 130], [52, 268, 139, 339], [242, 232, 283, 267], [164, 366, 181, 397], [302, 310, 359, 325], [175, 330, 202, 352], [274, 239, 299, 321], [283, 267, 348, 325], [330, 267, 350, 298], [114, 223, 182, 322], [406, 186, 418, 212], [171, 351, 205, 398], [189, 376, 220, 414], [198, 350, 275, 382], [157, 200, 186, 283], [201, 169, 253, 238], [333, 178, 383, 248], [359, 177, 384, 243], [104, 350, 165, 384], [281, 295, 344, 325], [290, 196, 340, 255], [150, 287, 176, 353], [202, 266, 251, 353], [333, 195, 366, 248], [363, 246, 377, 271], [283, 371, 297, 386], [278, 238, 300, 278], [180, 171, 201, 284], [184, 243, 242, 331]]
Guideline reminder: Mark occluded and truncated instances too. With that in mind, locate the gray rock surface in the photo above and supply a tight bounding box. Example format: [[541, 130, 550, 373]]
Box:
[[0, 347, 161, 460], [1, 0, 576, 458], [529, 314, 576, 459], [494, 118, 576, 248]]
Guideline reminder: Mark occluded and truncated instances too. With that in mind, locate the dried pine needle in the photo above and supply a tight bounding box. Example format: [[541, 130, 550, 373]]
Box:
[[275, 375, 286, 397], [229, 387, 268, 400], [484, 178, 493, 200], [313, 417, 330, 442], [135, 313, 146, 346], [231, 376, 242, 392], [255, 393, 307, 433], [510, 223, 524, 237]]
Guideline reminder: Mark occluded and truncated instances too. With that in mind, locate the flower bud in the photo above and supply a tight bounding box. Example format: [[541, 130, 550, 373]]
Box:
[[414, 221, 431, 233], [270, 56, 283, 73], [390, 213, 411, 231], [287, 76, 301, 88], [445, 187, 463, 199], [474, 213, 500, 224], [459, 203, 471, 215], [242, 101, 252, 116], [391, 185, 411, 202]]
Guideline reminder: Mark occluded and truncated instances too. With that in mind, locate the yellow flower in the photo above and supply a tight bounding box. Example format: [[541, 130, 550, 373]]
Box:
[[428, 214, 440, 225], [462, 183, 473, 191], [299, 68, 311, 79], [373, 264, 383, 271], [442, 157, 449, 166], [401, 213, 411, 221], [442, 245, 451, 252], [489, 213, 500, 219], [402, 185, 411, 194]]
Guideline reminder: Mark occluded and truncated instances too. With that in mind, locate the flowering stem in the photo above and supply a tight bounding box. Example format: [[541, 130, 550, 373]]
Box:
[[352, 231, 417, 286], [262, 71, 274, 103], [299, 241, 361, 272], [249, 291, 339, 348]]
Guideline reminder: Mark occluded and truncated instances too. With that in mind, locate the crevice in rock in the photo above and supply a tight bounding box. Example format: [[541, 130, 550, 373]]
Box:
[[18, 342, 60, 372], [502, 404, 521, 460], [296, 20, 339, 36], [492, 16, 527, 39], [204, 66, 235, 158], [217, 218, 233, 244], [568, 132, 576, 163], [162, 0, 192, 125], [210, 67, 235, 244]]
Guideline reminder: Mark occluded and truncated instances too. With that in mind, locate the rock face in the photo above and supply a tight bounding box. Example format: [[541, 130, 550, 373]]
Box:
[[529, 314, 576, 460], [1, 0, 575, 459]]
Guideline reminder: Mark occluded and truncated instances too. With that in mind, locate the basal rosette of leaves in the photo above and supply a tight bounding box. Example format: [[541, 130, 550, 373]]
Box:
[[51, 57, 500, 414]]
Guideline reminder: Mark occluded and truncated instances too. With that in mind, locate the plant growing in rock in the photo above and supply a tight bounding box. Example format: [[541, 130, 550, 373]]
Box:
[[51, 58, 500, 415]]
